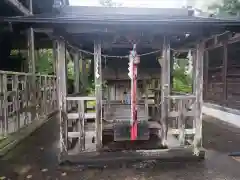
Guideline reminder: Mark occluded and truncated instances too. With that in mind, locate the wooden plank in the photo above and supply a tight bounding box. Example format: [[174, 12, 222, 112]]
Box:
[[193, 42, 204, 155], [68, 132, 81, 138], [169, 128, 195, 135], [56, 39, 68, 154], [160, 36, 170, 147], [73, 51, 80, 93], [4, 0, 31, 15], [178, 100, 185, 145], [94, 39, 102, 150], [66, 96, 96, 101], [223, 43, 228, 101], [78, 100, 85, 151], [67, 112, 96, 119], [203, 50, 209, 99]]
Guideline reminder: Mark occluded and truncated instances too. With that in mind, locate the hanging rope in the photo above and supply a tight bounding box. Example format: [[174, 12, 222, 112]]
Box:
[[52, 35, 193, 59]]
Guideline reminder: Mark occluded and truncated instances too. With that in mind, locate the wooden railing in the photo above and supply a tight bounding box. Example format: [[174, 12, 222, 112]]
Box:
[[0, 71, 57, 137]]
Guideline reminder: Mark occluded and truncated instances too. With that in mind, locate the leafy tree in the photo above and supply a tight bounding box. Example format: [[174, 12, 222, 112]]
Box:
[[173, 58, 192, 93], [36, 49, 54, 74], [208, 0, 240, 15]]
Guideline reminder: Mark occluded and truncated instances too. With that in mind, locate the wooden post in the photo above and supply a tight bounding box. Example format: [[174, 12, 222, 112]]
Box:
[[170, 50, 174, 94], [192, 50, 197, 94], [78, 100, 85, 151], [203, 50, 209, 100], [13, 75, 20, 130], [94, 39, 102, 150], [178, 99, 185, 145], [160, 36, 170, 147], [55, 39, 68, 155], [73, 51, 80, 93], [3, 74, 8, 135], [27, 0, 36, 121], [193, 42, 204, 156], [52, 41, 57, 75], [80, 54, 88, 90], [223, 43, 228, 102]]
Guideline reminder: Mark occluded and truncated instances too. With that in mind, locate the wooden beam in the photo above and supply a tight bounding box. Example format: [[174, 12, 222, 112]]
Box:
[[94, 39, 103, 150], [203, 50, 209, 100], [193, 41, 204, 156], [55, 39, 68, 155], [223, 43, 228, 102], [73, 51, 80, 93], [4, 0, 31, 15], [160, 36, 170, 147]]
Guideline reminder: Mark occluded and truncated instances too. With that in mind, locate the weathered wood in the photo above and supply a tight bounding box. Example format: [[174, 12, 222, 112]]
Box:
[[80, 55, 88, 89], [3, 74, 8, 135], [192, 50, 196, 94], [55, 39, 68, 154], [223, 43, 228, 101], [178, 99, 185, 145], [73, 51, 80, 93], [94, 39, 102, 149], [13, 75, 20, 130], [77, 100, 85, 151], [203, 50, 209, 99], [27, 25, 36, 122], [4, 0, 31, 15], [160, 36, 170, 147], [193, 42, 204, 156]]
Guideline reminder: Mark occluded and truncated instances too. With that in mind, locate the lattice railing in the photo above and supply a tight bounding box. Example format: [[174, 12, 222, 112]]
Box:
[[167, 94, 196, 145], [0, 71, 57, 137]]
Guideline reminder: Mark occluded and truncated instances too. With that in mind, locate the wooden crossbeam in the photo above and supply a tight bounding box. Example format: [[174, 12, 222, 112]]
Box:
[[4, 0, 31, 15]]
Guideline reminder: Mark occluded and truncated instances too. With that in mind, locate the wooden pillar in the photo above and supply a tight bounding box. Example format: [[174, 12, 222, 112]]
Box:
[[192, 50, 197, 94], [223, 43, 228, 102], [193, 42, 204, 156], [52, 41, 57, 75], [160, 36, 170, 147], [203, 50, 209, 100], [55, 39, 68, 155], [94, 40, 102, 150], [27, 29, 35, 70], [27, 0, 35, 74], [170, 50, 174, 94], [27, 0, 36, 121], [80, 54, 87, 90], [73, 51, 80, 93]]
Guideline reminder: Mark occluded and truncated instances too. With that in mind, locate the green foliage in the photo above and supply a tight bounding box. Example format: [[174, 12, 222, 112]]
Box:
[[208, 0, 240, 15], [36, 49, 54, 74], [173, 58, 192, 93], [67, 60, 74, 80]]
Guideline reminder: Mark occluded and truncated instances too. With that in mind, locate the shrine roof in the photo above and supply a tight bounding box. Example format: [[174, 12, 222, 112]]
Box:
[[3, 6, 240, 25]]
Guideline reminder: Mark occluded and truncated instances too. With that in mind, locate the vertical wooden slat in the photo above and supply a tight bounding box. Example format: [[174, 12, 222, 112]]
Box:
[[27, 25, 36, 122], [203, 50, 209, 100], [78, 100, 85, 151], [94, 39, 102, 150], [223, 43, 228, 102], [56, 39, 68, 154], [14, 75, 20, 130], [74, 51, 80, 93], [192, 50, 196, 94], [3, 74, 8, 135], [170, 50, 174, 95], [160, 36, 170, 147], [24, 75, 28, 125], [178, 99, 185, 145], [193, 42, 204, 156]]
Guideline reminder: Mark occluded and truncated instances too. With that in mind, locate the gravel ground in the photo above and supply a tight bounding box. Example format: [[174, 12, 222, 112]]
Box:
[[0, 115, 240, 180]]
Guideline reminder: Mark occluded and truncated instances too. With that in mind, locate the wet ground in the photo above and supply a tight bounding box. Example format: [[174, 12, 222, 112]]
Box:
[[1, 116, 240, 180]]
